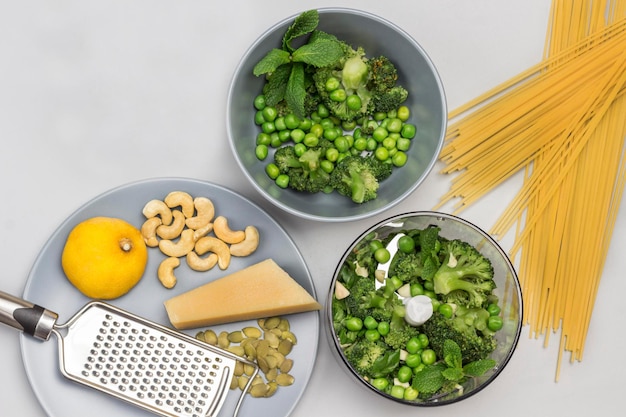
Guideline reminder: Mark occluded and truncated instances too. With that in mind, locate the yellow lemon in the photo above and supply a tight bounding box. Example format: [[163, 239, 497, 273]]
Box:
[[62, 216, 148, 299]]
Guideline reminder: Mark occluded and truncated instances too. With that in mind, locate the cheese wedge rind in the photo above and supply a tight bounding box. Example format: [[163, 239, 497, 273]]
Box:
[[164, 258, 321, 329]]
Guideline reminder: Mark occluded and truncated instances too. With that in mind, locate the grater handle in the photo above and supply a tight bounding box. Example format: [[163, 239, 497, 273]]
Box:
[[0, 290, 58, 341]]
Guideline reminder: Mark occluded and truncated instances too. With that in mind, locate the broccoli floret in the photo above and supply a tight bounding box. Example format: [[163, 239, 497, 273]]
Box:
[[367, 56, 399, 94], [329, 155, 392, 203], [372, 86, 409, 114], [388, 251, 425, 282], [432, 239, 496, 308], [273, 145, 331, 193], [421, 311, 497, 365], [344, 338, 389, 376], [343, 273, 404, 323], [383, 305, 420, 350]]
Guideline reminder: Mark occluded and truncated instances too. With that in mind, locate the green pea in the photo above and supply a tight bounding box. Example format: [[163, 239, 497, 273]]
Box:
[[294, 143, 307, 157], [369, 239, 384, 251], [405, 337, 421, 354], [317, 104, 330, 119], [323, 128, 339, 141], [487, 315, 504, 332], [284, 113, 300, 130], [334, 136, 350, 153], [364, 316, 378, 330], [387, 118, 403, 133], [303, 134, 319, 148], [364, 329, 381, 342], [290, 128, 305, 143], [405, 353, 422, 368], [418, 334, 429, 348], [366, 138, 378, 151], [377, 321, 390, 336], [256, 132, 271, 146], [397, 235, 415, 253], [330, 89, 347, 102], [403, 387, 419, 401], [265, 163, 280, 179], [390, 385, 405, 399], [410, 282, 424, 296], [261, 121, 276, 134], [438, 303, 454, 319], [345, 317, 363, 332], [269, 133, 282, 148], [254, 110, 265, 125], [274, 116, 287, 131], [346, 94, 362, 111], [401, 123, 416, 139], [421, 349, 436, 365], [397, 105, 410, 121], [374, 247, 391, 263], [487, 303, 502, 316], [392, 151, 408, 167], [371, 377, 389, 391], [342, 119, 357, 131], [354, 137, 368, 151], [397, 366, 413, 383], [372, 126, 388, 142], [278, 130, 291, 142], [326, 147, 339, 162], [261, 106, 277, 122], [275, 174, 289, 189], [396, 137, 411, 152], [382, 136, 396, 150], [298, 118, 312, 131], [310, 123, 324, 138], [320, 159, 334, 174], [255, 144, 268, 160], [325, 77, 340, 91], [374, 146, 389, 161], [253, 95, 266, 110]]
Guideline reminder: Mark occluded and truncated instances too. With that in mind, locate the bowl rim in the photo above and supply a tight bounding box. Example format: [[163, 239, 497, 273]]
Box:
[[324, 210, 524, 406], [226, 8, 448, 222]]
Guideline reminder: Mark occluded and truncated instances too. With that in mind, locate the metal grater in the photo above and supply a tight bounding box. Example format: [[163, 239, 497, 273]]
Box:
[[0, 291, 258, 417]]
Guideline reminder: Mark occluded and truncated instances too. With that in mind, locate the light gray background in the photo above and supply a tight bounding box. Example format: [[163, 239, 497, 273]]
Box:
[[1, 1, 624, 416]]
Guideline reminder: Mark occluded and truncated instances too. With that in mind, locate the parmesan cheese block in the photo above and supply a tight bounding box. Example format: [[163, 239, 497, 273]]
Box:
[[164, 258, 321, 329]]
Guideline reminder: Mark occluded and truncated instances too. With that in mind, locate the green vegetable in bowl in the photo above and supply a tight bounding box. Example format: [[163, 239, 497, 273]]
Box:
[[332, 225, 502, 400], [252, 9, 416, 204]]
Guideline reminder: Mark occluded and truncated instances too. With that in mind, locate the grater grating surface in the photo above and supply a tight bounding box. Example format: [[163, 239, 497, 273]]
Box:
[[0, 291, 257, 417]]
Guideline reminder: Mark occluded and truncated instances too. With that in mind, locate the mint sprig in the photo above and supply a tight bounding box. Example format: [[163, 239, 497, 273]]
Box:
[[411, 339, 496, 397], [252, 10, 344, 118]]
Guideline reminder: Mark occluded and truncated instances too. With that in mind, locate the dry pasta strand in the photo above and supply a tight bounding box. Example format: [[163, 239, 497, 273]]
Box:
[[436, 1, 626, 381]]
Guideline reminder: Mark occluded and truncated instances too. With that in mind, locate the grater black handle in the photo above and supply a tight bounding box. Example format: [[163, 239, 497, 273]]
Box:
[[0, 290, 58, 341]]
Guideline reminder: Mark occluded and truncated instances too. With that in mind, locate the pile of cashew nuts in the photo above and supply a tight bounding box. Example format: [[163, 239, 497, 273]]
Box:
[[141, 191, 260, 288]]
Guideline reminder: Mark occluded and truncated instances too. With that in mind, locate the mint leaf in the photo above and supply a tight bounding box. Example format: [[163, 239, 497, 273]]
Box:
[[283, 10, 319, 52], [263, 64, 291, 106], [285, 62, 306, 119], [411, 363, 446, 395], [443, 339, 463, 370], [309, 29, 340, 43], [441, 367, 464, 382], [463, 359, 496, 377], [369, 349, 400, 378], [292, 38, 345, 67], [253, 49, 292, 76]]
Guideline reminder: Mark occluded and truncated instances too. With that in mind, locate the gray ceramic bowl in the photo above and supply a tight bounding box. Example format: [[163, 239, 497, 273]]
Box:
[[326, 212, 523, 405], [227, 8, 446, 222]]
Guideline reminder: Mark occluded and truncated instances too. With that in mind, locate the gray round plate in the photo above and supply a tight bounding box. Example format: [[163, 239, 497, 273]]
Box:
[[20, 177, 319, 417]]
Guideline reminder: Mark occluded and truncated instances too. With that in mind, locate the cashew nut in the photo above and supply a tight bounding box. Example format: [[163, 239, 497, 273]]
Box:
[[185, 197, 215, 230], [158, 229, 196, 258], [186, 251, 218, 272], [192, 221, 214, 241], [195, 236, 231, 270], [141, 217, 162, 247], [164, 191, 195, 219], [143, 199, 173, 226], [158, 257, 180, 288], [229, 225, 260, 257], [213, 215, 245, 244], [156, 209, 186, 240]]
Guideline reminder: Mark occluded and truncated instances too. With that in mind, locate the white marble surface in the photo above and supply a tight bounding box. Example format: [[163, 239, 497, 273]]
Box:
[[1, 1, 624, 416]]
